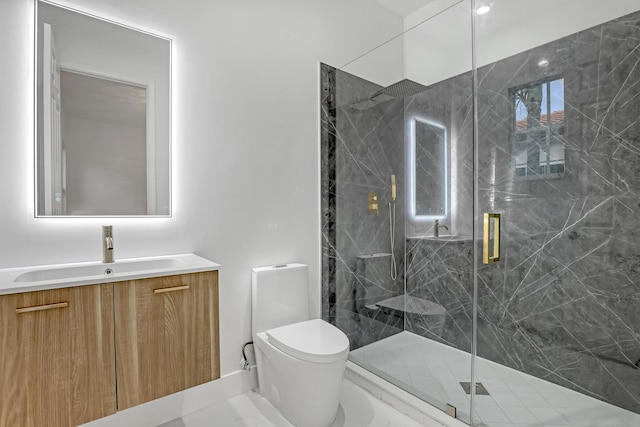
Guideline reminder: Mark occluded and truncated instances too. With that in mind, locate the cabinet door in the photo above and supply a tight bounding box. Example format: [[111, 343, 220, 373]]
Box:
[[0, 284, 116, 427], [114, 271, 220, 409]]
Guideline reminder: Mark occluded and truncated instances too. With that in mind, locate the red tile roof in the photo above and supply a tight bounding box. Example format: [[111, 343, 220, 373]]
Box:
[[516, 110, 564, 131]]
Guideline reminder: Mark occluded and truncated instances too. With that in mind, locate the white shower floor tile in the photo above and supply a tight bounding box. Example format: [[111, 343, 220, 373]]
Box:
[[159, 379, 431, 427], [349, 332, 640, 427]]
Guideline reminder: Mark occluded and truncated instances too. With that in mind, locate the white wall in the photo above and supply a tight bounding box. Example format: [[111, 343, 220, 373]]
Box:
[[340, 33, 406, 87], [404, 0, 640, 87], [0, 0, 402, 377], [403, 0, 472, 86], [472, 0, 640, 68]]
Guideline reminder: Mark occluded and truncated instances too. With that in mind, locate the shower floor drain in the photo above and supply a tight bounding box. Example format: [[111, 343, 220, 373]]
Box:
[[459, 382, 490, 395]]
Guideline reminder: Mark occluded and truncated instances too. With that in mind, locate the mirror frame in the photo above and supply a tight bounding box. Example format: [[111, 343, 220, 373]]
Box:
[[34, 0, 173, 218]]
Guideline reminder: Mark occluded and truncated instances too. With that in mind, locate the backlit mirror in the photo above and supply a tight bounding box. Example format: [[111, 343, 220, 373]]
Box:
[[410, 117, 448, 220], [35, 1, 171, 216]]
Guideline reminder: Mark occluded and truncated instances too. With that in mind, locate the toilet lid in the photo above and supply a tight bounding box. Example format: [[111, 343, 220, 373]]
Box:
[[266, 319, 349, 364]]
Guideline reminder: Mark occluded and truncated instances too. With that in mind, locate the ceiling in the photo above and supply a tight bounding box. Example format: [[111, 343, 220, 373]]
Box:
[[375, 0, 438, 17]]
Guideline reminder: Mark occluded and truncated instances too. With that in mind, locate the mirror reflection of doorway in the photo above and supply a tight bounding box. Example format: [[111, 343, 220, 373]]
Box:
[[36, 0, 171, 217], [42, 22, 63, 215], [58, 70, 149, 215]]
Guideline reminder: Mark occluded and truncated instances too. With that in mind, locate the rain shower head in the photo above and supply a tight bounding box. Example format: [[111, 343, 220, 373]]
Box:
[[349, 78, 430, 111], [370, 79, 430, 100]]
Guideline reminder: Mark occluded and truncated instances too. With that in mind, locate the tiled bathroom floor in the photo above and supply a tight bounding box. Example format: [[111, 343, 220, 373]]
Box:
[[350, 332, 640, 427], [159, 379, 434, 427]]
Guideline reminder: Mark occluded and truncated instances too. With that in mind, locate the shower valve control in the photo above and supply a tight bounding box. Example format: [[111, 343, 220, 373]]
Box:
[[368, 191, 379, 215]]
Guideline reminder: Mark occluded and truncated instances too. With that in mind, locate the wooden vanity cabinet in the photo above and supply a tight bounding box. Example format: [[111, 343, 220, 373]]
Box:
[[114, 271, 220, 410], [0, 270, 219, 425], [0, 284, 116, 427]]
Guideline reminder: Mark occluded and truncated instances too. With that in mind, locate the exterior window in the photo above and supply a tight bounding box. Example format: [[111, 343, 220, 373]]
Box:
[[512, 77, 565, 178]]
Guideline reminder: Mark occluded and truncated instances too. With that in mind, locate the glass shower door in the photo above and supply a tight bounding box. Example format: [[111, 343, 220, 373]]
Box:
[[320, 0, 477, 424], [473, 1, 640, 425]]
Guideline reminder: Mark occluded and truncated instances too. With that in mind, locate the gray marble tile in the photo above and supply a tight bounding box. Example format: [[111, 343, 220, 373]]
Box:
[[321, 64, 405, 350], [470, 11, 640, 412], [321, 8, 640, 417]]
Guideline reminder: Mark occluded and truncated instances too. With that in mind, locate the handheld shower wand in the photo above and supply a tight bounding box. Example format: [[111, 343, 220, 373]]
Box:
[[391, 174, 396, 202], [389, 175, 397, 281]]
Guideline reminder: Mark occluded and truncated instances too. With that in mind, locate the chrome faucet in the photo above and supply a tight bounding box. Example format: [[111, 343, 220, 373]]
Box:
[[102, 225, 114, 263], [434, 219, 449, 237]]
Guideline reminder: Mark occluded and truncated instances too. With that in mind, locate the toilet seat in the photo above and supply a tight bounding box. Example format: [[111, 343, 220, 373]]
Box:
[[266, 319, 349, 364]]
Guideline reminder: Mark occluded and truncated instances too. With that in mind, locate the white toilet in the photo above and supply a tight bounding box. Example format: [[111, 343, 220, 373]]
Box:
[[251, 263, 349, 427]]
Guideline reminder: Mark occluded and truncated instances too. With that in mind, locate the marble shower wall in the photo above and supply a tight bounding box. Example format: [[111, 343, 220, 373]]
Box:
[[322, 9, 640, 416], [406, 237, 474, 351], [321, 64, 405, 350], [404, 73, 475, 238], [406, 11, 640, 414], [404, 72, 475, 350], [476, 10, 640, 413]]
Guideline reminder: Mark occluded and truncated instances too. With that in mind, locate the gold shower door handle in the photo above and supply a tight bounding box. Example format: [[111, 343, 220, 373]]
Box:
[[483, 213, 501, 264]]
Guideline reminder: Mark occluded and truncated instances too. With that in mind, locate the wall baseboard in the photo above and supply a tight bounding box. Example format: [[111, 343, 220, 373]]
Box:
[[80, 369, 258, 427]]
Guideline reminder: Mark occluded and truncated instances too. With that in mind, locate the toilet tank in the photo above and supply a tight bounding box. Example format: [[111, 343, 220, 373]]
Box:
[[252, 263, 309, 336]]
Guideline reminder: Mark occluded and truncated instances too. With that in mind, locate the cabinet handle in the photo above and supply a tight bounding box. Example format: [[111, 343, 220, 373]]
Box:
[[16, 302, 69, 314], [153, 285, 189, 294]]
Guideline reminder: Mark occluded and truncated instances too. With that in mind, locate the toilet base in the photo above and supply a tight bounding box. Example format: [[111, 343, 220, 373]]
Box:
[[254, 332, 346, 427]]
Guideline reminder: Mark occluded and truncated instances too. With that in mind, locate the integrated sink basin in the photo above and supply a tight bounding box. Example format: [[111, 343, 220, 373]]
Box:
[[0, 254, 220, 295], [14, 258, 183, 283]]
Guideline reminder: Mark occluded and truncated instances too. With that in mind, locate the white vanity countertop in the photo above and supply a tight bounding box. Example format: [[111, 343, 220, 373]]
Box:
[[0, 253, 220, 295]]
